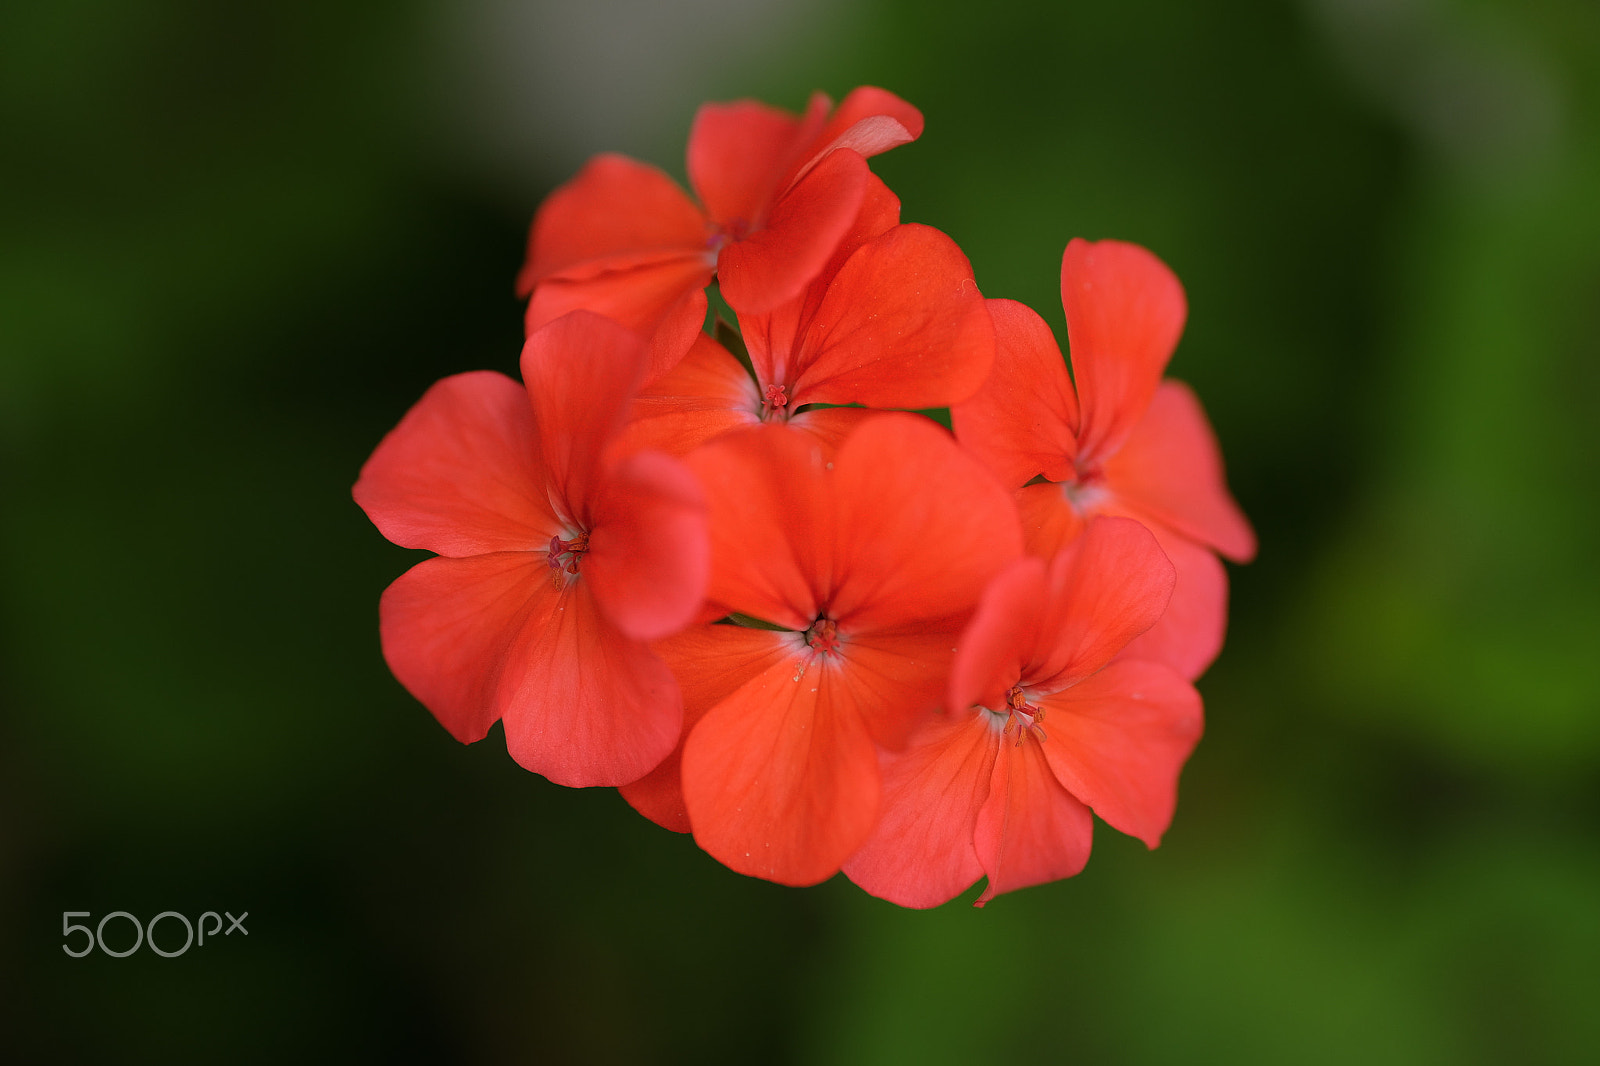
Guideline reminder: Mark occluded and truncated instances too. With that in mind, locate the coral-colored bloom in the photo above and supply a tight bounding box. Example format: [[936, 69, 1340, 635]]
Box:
[[953, 239, 1256, 677], [518, 87, 924, 381], [353, 311, 708, 787], [619, 175, 993, 458], [843, 517, 1203, 907], [621, 414, 1023, 886]]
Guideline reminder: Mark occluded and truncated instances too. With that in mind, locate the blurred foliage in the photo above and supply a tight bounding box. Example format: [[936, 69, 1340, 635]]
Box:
[[3, 0, 1597, 1062]]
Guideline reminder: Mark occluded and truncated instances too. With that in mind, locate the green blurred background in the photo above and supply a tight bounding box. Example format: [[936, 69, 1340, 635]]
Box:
[[4, 0, 1598, 1061]]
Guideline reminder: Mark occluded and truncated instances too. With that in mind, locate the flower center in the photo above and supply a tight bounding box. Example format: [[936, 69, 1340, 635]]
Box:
[[1063, 466, 1108, 515], [761, 383, 791, 422], [998, 685, 1047, 746], [546, 531, 590, 588], [804, 616, 842, 657]]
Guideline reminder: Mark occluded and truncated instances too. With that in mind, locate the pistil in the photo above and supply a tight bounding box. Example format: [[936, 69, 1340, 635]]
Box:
[[546, 531, 590, 587], [761, 383, 790, 421]]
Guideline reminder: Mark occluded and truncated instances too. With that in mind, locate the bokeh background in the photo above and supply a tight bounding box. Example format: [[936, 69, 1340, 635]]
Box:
[[5, 0, 1599, 1061]]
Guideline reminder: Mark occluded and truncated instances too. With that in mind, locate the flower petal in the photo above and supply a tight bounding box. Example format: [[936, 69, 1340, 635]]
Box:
[[688, 97, 813, 232], [1105, 379, 1257, 562], [585, 450, 709, 642], [1028, 516, 1175, 690], [842, 710, 994, 909], [497, 578, 683, 787], [1039, 658, 1202, 847], [619, 331, 761, 458], [619, 624, 793, 833], [835, 626, 964, 751], [718, 147, 869, 316], [378, 551, 547, 745], [684, 425, 829, 631], [786, 405, 875, 454], [973, 735, 1093, 905], [1114, 526, 1229, 680], [801, 86, 924, 174], [524, 255, 710, 384], [790, 224, 994, 410], [948, 556, 1049, 716], [520, 310, 649, 523], [951, 298, 1080, 488], [1063, 238, 1187, 463], [354, 371, 557, 556], [742, 171, 902, 390], [829, 414, 1024, 633], [517, 153, 706, 292], [380, 551, 682, 786], [682, 648, 882, 885], [1016, 480, 1088, 559]]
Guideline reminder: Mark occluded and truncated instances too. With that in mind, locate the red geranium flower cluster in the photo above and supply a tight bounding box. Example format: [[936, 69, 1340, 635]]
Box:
[[355, 87, 1255, 907]]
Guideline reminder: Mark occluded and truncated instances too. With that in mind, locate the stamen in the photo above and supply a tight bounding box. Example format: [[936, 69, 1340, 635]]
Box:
[[761, 383, 790, 420], [1001, 685, 1047, 746], [804, 617, 841, 656], [545, 531, 591, 587]]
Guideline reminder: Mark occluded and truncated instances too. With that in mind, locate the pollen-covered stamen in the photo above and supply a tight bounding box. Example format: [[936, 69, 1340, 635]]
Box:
[[804, 617, 842, 657], [545, 531, 590, 583], [1000, 684, 1047, 746], [761, 383, 790, 420]]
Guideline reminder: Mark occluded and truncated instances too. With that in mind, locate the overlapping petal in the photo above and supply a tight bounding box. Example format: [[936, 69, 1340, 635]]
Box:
[[974, 736, 1094, 905], [804, 86, 924, 173], [620, 625, 795, 833], [684, 425, 829, 630], [947, 557, 1048, 716], [951, 299, 1081, 488], [1015, 479, 1089, 559], [380, 550, 679, 787], [620, 332, 762, 458], [717, 147, 869, 315], [1063, 238, 1187, 463], [744, 172, 903, 387], [688, 95, 823, 231], [379, 551, 550, 746], [788, 224, 994, 409], [524, 258, 710, 385], [841, 711, 994, 908], [827, 415, 1022, 630], [520, 311, 649, 522], [354, 371, 556, 557], [584, 449, 708, 642], [1113, 527, 1229, 680], [1039, 659, 1202, 848], [494, 578, 683, 788], [1105, 380, 1257, 562], [516, 153, 706, 291], [1027, 517, 1175, 689], [681, 650, 881, 885], [830, 626, 966, 751]]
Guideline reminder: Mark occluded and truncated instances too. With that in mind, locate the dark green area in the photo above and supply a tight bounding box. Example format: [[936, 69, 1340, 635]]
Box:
[[4, 0, 1598, 1062]]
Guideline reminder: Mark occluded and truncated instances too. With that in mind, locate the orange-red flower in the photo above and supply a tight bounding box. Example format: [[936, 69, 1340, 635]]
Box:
[[620, 414, 1022, 885], [953, 239, 1256, 677], [843, 517, 1202, 907], [353, 311, 708, 786], [517, 87, 923, 382]]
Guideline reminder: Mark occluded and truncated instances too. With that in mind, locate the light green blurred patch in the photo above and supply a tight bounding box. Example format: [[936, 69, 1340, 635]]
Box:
[[800, 807, 1600, 1065], [1298, 145, 1600, 776]]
